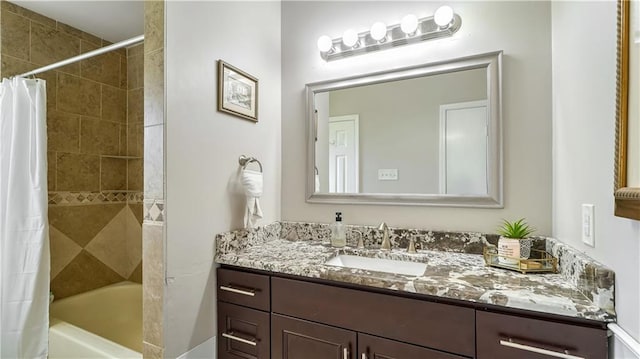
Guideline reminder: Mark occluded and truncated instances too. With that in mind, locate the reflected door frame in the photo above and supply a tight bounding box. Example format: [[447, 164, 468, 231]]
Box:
[[328, 114, 359, 193], [438, 100, 488, 195]]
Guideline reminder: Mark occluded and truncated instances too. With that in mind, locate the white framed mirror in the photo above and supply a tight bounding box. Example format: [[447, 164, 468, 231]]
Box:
[[306, 51, 503, 207]]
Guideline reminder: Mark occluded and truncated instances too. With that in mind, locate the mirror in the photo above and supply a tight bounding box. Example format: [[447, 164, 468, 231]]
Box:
[[615, 0, 640, 220], [306, 51, 503, 207]]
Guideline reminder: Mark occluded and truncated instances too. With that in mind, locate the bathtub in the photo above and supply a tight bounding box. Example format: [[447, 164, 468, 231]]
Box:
[[49, 281, 142, 359]]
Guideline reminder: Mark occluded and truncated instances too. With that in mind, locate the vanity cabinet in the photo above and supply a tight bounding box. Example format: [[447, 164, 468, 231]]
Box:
[[358, 333, 467, 359], [271, 314, 465, 359], [217, 268, 271, 358], [476, 311, 608, 359], [218, 302, 270, 359], [272, 314, 356, 359], [217, 267, 609, 359], [271, 277, 475, 357]]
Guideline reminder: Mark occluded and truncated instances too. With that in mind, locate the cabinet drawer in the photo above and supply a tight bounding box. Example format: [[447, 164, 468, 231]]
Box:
[[272, 277, 475, 357], [476, 311, 608, 359], [359, 333, 468, 359], [218, 268, 270, 311], [218, 302, 270, 359]]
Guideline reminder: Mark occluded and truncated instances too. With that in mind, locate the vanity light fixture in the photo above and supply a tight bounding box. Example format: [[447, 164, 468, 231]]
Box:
[[434, 6, 454, 27], [400, 14, 419, 35], [317, 35, 334, 53], [317, 5, 461, 61], [370, 22, 387, 42], [342, 29, 359, 48]]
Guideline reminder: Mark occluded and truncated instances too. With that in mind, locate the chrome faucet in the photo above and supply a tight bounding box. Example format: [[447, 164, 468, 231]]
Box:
[[378, 222, 392, 250]]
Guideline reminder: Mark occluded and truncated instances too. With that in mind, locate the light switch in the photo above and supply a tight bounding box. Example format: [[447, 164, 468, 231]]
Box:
[[582, 204, 595, 247], [378, 169, 398, 181]]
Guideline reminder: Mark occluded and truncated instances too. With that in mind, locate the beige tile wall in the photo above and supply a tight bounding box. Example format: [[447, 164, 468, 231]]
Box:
[[143, 0, 165, 357], [0, 1, 144, 299]]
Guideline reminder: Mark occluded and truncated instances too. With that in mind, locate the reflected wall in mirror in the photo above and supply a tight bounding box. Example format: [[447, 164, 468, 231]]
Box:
[[615, 0, 640, 220], [306, 51, 503, 207]]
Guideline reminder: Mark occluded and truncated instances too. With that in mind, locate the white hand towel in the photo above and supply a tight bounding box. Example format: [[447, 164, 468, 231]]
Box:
[[241, 169, 263, 229], [315, 173, 320, 192]]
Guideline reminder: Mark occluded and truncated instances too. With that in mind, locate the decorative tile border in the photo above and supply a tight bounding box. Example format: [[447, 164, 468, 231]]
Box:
[[143, 199, 165, 223], [127, 192, 144, 203], [48, 191, 144, 206]]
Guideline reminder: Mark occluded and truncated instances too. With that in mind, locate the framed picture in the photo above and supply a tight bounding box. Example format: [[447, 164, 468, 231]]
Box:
[[218, 60, 258, 122]]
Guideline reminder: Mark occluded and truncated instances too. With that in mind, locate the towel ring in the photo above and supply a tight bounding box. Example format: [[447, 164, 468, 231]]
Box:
[[239, 155, 263, 173]]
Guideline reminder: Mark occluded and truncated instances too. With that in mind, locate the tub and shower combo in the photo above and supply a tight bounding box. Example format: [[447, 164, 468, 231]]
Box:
[[48, 282, 142, 359]]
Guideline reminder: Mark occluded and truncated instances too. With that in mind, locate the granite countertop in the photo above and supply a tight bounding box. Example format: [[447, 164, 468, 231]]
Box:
[[215, 222, 616, 323]]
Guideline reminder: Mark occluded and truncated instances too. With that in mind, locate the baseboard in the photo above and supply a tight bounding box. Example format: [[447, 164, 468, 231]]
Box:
[[176, 336, 216, 359]]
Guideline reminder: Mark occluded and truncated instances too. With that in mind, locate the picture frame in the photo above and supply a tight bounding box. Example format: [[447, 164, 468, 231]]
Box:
[[218, 60, 258, 122]]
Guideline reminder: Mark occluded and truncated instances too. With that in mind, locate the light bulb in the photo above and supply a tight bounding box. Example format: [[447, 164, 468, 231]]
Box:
[[434, 6, 454, 27], [400, 14, 419, 35], [317, 35, 333, 52], [342, 29, 359, 47], [370, 22, 387, 41]]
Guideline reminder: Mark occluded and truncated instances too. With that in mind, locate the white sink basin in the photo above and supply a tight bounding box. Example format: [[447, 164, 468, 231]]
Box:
[[325, 255, 427, 276]]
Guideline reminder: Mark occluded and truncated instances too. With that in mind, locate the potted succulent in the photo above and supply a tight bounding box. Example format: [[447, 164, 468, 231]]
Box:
[[496, 218, 535, 265]]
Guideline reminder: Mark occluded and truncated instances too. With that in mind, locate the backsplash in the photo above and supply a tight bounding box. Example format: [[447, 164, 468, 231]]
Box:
[[280, 221, 547, 254], [216, 221, 614, 314]]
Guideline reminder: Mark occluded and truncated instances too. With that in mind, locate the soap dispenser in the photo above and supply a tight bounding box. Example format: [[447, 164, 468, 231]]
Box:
[[330, 212, 346, 247]]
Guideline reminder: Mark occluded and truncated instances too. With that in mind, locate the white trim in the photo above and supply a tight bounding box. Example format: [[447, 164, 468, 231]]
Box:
[[609, 323, 640, 358]]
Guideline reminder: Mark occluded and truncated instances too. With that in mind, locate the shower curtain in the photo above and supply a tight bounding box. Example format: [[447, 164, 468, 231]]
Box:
[[0, 77, 49, 359]]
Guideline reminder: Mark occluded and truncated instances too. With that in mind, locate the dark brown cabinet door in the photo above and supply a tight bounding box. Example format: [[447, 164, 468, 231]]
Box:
[[218, 302, 270, 359], [358, 333, 468, 359], [272, 314, 356, 359], [476, 311, 608, 359]]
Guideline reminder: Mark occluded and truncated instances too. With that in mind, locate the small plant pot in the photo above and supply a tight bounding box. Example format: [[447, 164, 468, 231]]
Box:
[[497, 237, 532, 265]]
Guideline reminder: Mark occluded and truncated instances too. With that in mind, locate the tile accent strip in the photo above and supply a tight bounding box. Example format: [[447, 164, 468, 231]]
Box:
[[48, 191, 144, 206], [143, 199, 165, 223]]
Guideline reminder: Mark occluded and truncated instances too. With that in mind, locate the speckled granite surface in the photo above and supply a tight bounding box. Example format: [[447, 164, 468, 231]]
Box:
[[215, 221, 616, 323]]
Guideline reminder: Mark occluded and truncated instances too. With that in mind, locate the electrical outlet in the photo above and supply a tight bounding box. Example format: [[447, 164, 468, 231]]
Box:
[[378, 169, 398, 181], [582, 204, 595, 247]]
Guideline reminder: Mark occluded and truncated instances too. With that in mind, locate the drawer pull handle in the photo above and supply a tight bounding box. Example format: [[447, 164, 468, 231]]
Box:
[[499, 339, 584, 359], [222, 332, 257, 346], [220, 285, 255, 297], [343, 347, 348, 359]]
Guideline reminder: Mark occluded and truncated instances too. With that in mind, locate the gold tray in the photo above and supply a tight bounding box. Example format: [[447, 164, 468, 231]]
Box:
[[483, 247, 558, 274]]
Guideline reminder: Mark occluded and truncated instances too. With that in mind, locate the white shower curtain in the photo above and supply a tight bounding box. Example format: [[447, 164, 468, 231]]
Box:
[[0, 77, 50, 359]]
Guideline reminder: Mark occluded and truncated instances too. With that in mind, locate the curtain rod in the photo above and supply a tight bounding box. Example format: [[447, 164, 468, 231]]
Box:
[[18, 34, 144, 78]]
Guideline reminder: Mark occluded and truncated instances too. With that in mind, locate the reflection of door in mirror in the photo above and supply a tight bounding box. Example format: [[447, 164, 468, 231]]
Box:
[[439, 101, 488, 195], [328, 115, 359, 193]]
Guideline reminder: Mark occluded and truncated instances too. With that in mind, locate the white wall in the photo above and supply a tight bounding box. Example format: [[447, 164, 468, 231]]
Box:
[[551, 1, 640, 357], [165, 2, 281, 357], [282, 1, 553, 234]]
